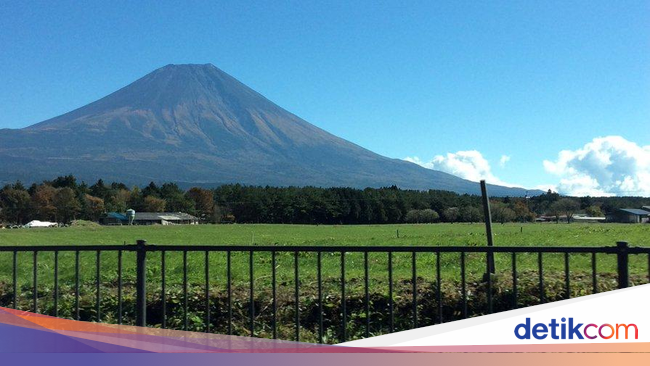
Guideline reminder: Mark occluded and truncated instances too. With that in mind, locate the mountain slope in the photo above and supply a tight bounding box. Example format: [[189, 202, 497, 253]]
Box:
[[0, 64, 535, 196]]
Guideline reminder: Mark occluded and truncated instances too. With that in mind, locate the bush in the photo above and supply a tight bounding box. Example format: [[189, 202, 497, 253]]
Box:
[[405, 209, 439, 223]]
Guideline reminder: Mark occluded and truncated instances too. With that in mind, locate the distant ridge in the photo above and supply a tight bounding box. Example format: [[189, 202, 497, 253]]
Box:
[[0, 64, 539, 196]]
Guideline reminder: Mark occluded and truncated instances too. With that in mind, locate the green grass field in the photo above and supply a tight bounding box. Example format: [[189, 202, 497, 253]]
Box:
[[0, 223, 648, 341], [3, 221, 649, 247], [1, 222, 648, 290]]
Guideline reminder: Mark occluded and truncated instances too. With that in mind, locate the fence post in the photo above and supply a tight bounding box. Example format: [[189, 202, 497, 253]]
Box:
[[136, 239, 147, 327], [616, 241, 629, 289], [480, 180, 495, 274]]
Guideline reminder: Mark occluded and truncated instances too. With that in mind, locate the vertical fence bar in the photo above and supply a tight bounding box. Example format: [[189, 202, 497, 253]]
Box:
[[205, 251, 210, 333], [33, 251, 38, 313], [136, 240, 147, 327], [437, 251, 443, 322], [617, 242, 630, 289], [592, 252, 598, 294], [460, 251, 467, 318], [249, 250, 254, 337], [160, 250, 165, 329], [13, 250, 17, 310], [388, 251, 394, 333], [227, 250, 232, 335], [294, 251, 300, 342], [412, 252, 417, 328], [54, 251, 59, 317], [183, 250, 188, 331], [317, 251, 323, 344], [341, 251, 347, 342], [117, 250, 123, 325], [648, 253, 650, 284], [364, 251, 370, 338], [538, 252, 544, 304], [75, 250, 80, 320], [564, 252, 570, 299], [96, 250, 101, 322], [272, 251, 277, 340], [512, 252, 518, 309]]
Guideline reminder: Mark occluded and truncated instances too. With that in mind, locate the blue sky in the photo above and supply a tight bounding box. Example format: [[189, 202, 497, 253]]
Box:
[[1, 1, 649, 195]]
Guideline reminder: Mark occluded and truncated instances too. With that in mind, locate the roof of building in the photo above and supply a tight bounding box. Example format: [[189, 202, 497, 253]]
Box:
[[25, 220, 57, 227], [133, 212, 198, 221], [105, 212, 128, 221], [618, 208, 650, 216], [573, 216, 606, 220]]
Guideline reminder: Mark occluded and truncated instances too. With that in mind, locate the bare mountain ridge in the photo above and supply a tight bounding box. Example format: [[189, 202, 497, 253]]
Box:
[[0, 64, 536, 196]]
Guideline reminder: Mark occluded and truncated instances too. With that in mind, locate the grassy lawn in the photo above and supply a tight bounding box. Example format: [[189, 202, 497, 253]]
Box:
[[2, 221, 649, 247], [0, 222, 648, 290]]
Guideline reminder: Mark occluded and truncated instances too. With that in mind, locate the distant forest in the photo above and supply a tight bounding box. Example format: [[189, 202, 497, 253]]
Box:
[[1, 175, 649, 225]]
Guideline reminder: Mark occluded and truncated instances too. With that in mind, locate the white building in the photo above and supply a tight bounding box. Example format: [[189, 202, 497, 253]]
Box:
[[24, 220, 58, 228]]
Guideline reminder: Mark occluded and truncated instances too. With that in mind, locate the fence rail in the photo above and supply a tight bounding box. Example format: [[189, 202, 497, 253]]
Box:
[[1, 240, 649, 343]]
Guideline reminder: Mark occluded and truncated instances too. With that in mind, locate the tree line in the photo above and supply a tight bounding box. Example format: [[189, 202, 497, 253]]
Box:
[[1, 175, 648, 225]]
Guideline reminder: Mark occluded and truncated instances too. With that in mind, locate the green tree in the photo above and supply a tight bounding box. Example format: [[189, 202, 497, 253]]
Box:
[[585, 205, 604, 217], [405, 209, 420, 223], [511, 200, 534, 222], [142, 182, 161, 198], [442, 207, 459, 223], [459, 206, 482, 223], [90, 179, 110, 200], [160, 183, 194, 213], [128, 186, 145, 212], [110, 189, 131, 213], [143, 196, 166, 212], [0, 188, 31, 224], [186, 187, 215, 222], [53, 187, 81, 224], [491, 201, 516, 224], [84, 194, 106, 221], [419, 209, 440, 223], [50, 175, 78, 190], [550, 198, 580, 224], [31, 184, 57, 221]]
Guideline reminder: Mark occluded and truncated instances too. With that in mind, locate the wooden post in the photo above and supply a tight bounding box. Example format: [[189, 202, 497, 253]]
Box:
[[480, 180, 495, 274]]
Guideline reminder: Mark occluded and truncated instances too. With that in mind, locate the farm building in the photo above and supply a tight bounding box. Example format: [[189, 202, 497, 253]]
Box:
[[573, 215, 606, 223], [536, 215, 569, 223], [101, 212, 199, 225], [606, 208, 650, 224], [101, 212, 129, 225]]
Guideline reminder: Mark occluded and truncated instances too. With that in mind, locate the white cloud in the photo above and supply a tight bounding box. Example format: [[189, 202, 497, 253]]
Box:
[[499, 155, 511, 168], [405, 150, 519, 187], [543, 136, 650, 197]]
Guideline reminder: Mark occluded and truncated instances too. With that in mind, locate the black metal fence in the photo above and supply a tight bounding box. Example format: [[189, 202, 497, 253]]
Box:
[[1, 241, 649, 343]]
